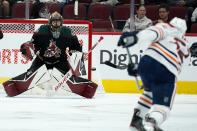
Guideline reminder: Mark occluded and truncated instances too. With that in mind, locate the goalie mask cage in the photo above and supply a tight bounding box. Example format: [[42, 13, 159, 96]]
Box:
[[0, 19, 93, 81]]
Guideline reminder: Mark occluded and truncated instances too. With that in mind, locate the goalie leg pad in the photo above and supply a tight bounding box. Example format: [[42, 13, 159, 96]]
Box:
[[51, 68, 64, 82], [3, 81, 19, 97], [66, 76, 98, 98], [3, 73, 36, 97], [3, 65, 51, 97], [81, 82, 98, 98]]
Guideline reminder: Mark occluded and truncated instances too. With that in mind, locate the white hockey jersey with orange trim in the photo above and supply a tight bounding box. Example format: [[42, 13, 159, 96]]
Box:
[[137, 23, 191, 77]]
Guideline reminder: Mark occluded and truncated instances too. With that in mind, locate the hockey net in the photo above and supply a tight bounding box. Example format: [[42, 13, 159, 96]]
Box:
[[0, 19, 104, 97]]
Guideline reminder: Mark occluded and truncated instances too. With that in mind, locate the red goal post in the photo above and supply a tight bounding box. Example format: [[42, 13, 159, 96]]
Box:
[[0, 19, 93, 81]]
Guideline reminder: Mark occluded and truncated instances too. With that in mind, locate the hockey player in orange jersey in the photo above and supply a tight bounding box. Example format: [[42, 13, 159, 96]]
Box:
[[118, 17, 197, 131]]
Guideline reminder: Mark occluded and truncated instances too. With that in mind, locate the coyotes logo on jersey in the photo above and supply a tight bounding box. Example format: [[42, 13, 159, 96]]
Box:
[[44, 40, 61, 58]]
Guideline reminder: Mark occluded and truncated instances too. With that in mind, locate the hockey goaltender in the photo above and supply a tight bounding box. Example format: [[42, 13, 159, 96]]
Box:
[[2, 12, 97, 98]]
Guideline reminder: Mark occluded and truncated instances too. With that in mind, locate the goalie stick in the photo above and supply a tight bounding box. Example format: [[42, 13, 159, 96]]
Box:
[[67, 36, 104, 75], [68, 36, 104, 61], [88, 36, 104, 54], [52, 36, 104, 97]]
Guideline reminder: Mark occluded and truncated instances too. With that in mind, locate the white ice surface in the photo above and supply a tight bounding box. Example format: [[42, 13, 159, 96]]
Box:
[[0, 93, 197, 131]]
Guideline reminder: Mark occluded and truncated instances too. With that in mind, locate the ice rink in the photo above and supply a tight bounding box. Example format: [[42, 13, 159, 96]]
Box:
[[0, 93, 197, 131]]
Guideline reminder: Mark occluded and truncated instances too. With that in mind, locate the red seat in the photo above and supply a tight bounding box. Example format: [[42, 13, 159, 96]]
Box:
[[88, 3, 112, 20], [45, 3, 61, 14], [169, 6, 186, 20], [113, 4, 130, 21], [11, 3, 33, 18], [145, 5, 159, 21], [92, 20, 115, 32], [190, 23, 197, 33], [62, 4, 87, 19], [112, 4, 131, 31]]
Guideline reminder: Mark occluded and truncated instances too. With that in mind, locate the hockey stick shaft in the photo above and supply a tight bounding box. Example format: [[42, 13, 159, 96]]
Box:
[[54, 36, 104, 91], [68, 36, 104, 55], [126, 43, 143, 89], [70, 36, 104, 74], [104, 60, 143, 89], [87, 36, 104, 54], [128, 0, 143, 90], [104, 61, 125, 70]]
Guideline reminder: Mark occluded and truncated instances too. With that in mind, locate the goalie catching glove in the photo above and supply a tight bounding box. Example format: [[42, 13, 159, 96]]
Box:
[[190, 42, 197, 57], [20, 41, 35, 60], [118, 31, 138, 48]]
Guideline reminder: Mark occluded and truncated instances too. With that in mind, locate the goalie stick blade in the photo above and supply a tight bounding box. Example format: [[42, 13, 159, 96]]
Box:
[[104, 61, 126, 70]]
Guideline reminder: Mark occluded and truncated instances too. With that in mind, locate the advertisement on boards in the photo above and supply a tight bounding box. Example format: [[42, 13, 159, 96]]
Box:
[[0, 20, 197, 93]]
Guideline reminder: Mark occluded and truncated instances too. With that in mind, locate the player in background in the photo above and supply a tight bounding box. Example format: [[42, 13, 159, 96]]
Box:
[[2, 12, 97, 98], [123, 5, 152, 32], [118, 17, 197, 131]]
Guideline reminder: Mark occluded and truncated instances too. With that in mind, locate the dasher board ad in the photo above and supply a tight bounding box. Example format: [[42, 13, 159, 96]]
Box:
[[0, 21, 197, 93]]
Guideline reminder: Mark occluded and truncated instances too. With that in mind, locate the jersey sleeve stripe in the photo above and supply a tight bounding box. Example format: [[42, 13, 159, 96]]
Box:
[[157, 42, 178, 58], [151, 43, 180, 65], [148, 47, 179, 71]]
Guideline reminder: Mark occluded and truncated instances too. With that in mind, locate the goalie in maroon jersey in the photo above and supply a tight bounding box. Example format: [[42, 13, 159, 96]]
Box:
[[2, 12, 97, 98]]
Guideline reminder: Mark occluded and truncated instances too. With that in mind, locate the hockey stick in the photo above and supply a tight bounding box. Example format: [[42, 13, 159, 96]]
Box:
[[127, 0, 143, 90], [104, 61, 125, 70], [67, 36, 104, 74], [66, 36, 104, 76], [104, 60, 143, 89], [53, 36, 104, 92], [105, 0, 143, 90], [88, 36, 104, 54]]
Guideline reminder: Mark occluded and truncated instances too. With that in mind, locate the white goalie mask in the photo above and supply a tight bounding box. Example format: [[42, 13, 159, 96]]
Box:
[[170, 17, 187, 36]]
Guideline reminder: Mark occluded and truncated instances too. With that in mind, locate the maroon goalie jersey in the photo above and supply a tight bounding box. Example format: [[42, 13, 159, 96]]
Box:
[[32, 25, 82, 64]]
